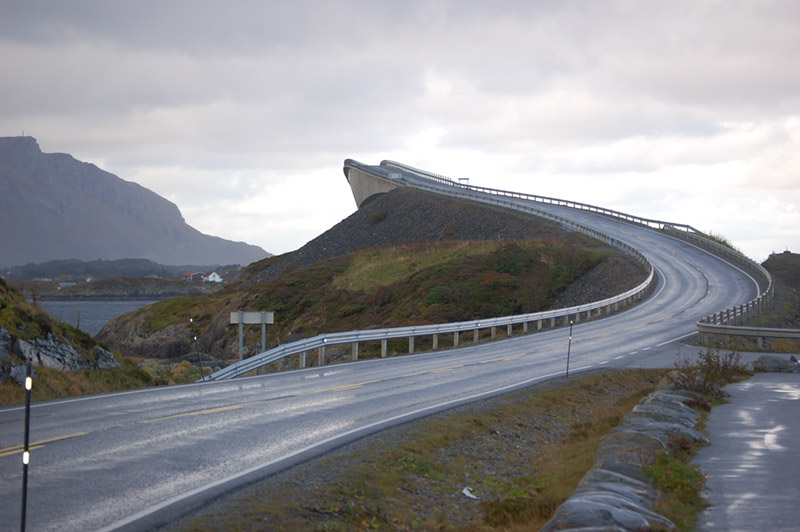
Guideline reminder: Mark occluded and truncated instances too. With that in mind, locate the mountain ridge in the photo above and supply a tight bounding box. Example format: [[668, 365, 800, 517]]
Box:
[[0, 136, 269, 267]]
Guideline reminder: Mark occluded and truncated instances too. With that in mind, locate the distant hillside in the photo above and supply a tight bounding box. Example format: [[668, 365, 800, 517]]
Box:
[[0, 136, 270, 267], [1, 257, 239, 281]]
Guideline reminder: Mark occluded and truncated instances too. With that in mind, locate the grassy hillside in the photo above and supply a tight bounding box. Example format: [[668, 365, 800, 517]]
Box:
[[98, 238, 629, 362]]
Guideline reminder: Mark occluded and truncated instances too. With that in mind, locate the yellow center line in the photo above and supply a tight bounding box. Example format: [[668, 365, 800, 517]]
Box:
[[0, 444, 45, 458], [141, 403, 250, 423], [0, 432, 88, 457], [297, 379, 382, 396], [428, 364, 464, 373], [480, 354, 523, 363], [400, 370, 432, 378]]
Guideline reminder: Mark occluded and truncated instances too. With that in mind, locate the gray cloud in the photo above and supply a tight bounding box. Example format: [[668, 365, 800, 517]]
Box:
[[1, 1, 798, 259]]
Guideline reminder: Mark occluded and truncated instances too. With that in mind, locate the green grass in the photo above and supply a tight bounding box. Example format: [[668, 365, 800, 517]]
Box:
[[332, 240, 504, 293]]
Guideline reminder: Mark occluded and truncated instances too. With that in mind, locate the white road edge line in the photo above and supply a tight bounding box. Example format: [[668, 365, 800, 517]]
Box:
[[655, 331, 697, 347]]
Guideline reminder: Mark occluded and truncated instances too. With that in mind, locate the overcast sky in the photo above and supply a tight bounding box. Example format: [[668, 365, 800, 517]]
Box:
[[2, 1, 798, 261]]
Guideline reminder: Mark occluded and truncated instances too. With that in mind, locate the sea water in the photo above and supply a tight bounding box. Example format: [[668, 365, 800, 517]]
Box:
[[37, 300, 158, 336]]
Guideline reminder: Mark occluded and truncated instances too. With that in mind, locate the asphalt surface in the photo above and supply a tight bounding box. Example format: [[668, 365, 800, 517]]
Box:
[[0, 175, 772, 531], [693, 372, 800, 532]]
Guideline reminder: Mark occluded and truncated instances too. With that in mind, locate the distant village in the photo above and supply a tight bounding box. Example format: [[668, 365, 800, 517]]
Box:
[[179, 271, 223, 283]]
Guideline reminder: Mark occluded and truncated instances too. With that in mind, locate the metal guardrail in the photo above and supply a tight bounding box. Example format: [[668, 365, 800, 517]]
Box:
[[695, 324, 800, 349]]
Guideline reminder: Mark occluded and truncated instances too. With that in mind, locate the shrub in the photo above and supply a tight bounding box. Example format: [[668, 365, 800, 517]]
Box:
[[672, 348, 749, 399]]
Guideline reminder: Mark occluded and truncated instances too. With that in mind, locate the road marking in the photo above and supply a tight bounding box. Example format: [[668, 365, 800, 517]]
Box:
[[141, 404, 249, 423], [401, 364, 464, 377], [0, 432, 88, 457], [297, 379, 383, 396], [629, 351, 638, 355], [599, 361, 609, 365], [400, 370, 433, 378], [429, 365, 464, 373], [643, 347, 652, 351], [655, 332, 697, 347], [480, 354, 523, 364], [614, 355, 625, 360]]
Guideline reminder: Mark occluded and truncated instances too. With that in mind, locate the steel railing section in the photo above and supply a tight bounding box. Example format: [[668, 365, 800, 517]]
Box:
[[208, 163, 656, 381], [380, 159, 775, 346]]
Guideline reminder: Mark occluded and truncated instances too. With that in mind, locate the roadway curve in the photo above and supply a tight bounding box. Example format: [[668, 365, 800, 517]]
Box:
[[0, 164, 762, 531]]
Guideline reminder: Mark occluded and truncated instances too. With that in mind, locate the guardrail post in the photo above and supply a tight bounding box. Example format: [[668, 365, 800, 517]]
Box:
[[454, 331, 460, 346], [318, 346, 325, 366], [507, 324, 513, 336], [575, 312, 580, 324], [523, 322, 529, 333], [538, 319, 543, 331], [409, 336, 415, 354], [491, 327, 496, 339], [300, 351, 306, 368], [381, 339, 388, 358], [473, 329, 479, 343], [352, 342, 359, 361], [550, 317, 555, 328], [433, 334, 439, 350]]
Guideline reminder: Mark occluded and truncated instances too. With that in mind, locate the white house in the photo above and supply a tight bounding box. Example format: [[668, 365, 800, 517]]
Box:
[[203, 271, 223, 283]]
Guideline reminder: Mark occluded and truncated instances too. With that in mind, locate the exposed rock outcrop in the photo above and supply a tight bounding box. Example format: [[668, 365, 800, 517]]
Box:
[[753, 354, 800, 373], [0, 326, 11, 360], [13, 332, 119, 371]]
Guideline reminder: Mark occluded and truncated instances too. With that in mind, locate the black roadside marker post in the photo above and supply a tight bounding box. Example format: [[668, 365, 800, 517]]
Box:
[[566, 318, 574, 377], [190, 316, 205, 382], [20, 357, 32, 532]]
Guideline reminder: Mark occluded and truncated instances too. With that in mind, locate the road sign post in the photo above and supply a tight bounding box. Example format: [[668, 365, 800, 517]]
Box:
[[230, 311, 274, 362]]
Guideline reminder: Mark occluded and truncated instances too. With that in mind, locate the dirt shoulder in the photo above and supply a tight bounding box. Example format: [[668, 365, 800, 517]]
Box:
[[169, 368, 666, 531]]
